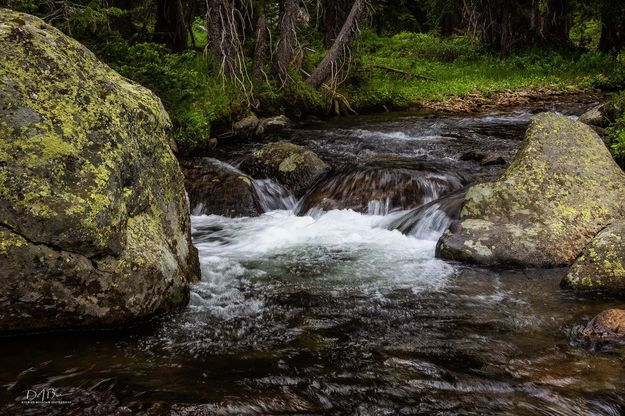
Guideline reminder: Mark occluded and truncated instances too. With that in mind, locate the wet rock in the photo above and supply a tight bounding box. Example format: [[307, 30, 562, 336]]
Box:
[[298, 169, 465, 215], [479, 152, 506, 166], [0, 10, 200, 332], [460, 151, 485, 162], [562, 221, 625, 291], [180, 158, 263, 217], [580, 309, 625, 339], [232, 113, 260, 139], [437, 113, 625, 267], [578, 104, 608, 128], [241, 141, 330, 197], [255, 115, 293, 136]]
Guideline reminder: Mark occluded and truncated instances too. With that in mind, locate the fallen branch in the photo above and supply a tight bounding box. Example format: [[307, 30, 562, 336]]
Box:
[[368, 64, 435, 81]]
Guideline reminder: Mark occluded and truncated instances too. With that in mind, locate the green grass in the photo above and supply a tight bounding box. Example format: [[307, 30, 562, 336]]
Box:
[[83, 30, 624, 153], [342, 31, 624, 110]]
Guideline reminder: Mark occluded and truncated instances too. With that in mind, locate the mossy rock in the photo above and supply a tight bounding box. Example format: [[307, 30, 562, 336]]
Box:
[[562, 221, 625, 291], [241, 141, 330, 197], [180, 157, 263, 217], [436, 113, 625, 267], [0, 9, 199, 332]]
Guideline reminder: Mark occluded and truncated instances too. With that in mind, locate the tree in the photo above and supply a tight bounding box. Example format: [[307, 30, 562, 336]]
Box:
[[305, 0, 366, 89], [154, 0, 190, 52], [273, 0, 299, 86], [599, 0, 625, 55], [542, 0, 569, 45], [207, 0, 241, 78]]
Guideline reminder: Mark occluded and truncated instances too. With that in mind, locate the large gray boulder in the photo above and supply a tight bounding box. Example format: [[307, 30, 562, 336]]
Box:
[[0, 10, 200, 332], [562, 221, 625, 291], [437, 113, 625, 267]]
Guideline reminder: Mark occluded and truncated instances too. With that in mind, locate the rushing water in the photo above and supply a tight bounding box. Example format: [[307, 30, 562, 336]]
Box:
[[3, 99, 625, 415]]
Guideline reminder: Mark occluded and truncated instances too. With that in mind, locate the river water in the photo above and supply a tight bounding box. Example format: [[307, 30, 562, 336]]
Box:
[[2, 98, 625, 415]]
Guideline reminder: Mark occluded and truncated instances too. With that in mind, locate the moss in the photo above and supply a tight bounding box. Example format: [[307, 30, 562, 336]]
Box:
[[278, 153, 305, 173]]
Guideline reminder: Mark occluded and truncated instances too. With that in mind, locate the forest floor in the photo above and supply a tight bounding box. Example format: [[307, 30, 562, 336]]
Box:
[[88, 30, 624, 153]]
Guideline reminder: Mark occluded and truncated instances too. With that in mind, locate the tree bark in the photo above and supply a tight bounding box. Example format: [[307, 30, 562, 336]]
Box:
[[154, 0, 189, 52], [542, 0, 569, 45], [207, 0, 239, 78], [599, 0, 625, 55], [273, 0, 299, 87], [305, 0, 366, 89], [252, 13, 267, 81]]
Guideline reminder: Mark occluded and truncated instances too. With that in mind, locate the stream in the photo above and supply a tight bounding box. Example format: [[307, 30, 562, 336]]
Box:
[[3, 97, 625, 415]]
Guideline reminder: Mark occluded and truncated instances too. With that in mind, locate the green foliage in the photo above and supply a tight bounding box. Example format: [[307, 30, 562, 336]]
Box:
[[608, 92, 625, 165], [86, 33, 244, 152]]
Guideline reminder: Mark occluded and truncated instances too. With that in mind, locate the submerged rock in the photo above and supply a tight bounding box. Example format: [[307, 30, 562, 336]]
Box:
[[580, 309, 625, 339], [241, 141, 330, 197], [0, 10, 199, 332], [562, 221, 625, 291], [180, 158, 263, 217], [437, 113, 625, 267]]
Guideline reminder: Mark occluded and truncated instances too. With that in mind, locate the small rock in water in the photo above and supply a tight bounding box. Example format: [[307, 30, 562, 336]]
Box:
[[581, 309, 625, 339], [480, 152, 507, 166], [459, 151, 485, 162]]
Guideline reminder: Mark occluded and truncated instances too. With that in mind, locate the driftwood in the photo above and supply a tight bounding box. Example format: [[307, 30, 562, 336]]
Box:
[[369, 64, 435, 81]]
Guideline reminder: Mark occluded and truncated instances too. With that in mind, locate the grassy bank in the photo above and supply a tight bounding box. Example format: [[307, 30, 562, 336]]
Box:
[[85, 31, 624, 153]]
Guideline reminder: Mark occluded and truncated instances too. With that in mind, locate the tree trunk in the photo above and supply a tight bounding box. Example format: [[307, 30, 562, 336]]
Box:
[[542, 0, 569, 45], [154, 0, 189, 52], [599, 0, 625, 55], [273, 0, 299, 87], [305, 0, 366, 89], [108, 0, 135, 40], [252, 13, 267, 81], [207, 0, 239, 78]]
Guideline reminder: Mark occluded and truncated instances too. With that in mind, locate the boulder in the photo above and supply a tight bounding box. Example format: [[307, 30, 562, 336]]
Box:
[[0, 10, 200, 332], [580, 309, 625, 339], [180, 158, 263, 217], [437, 113, 625, 267], [255, 115, 293, 136], [232, 113, 260, 139], [578, 104, 608, 128], [562, 221, 625, 291], [241, 141, 330, 197]]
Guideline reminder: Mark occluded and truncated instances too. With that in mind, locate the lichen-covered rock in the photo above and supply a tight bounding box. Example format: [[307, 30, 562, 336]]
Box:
[[437, 113, 625, 267], [241, 141, 330, 197], [180, 158, 263, 217], [562, 221, 625, 291], [0, 10, 200, 332], [580, 309, 625, 339]]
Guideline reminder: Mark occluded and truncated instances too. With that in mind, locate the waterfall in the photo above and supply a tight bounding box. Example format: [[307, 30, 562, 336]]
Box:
[[253, 178, 297, 212], [385, 190, 466, 240], [297, 168, 468, 216]]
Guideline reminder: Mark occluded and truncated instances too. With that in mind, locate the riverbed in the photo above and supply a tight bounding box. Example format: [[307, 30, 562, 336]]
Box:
[[2, 98, 625, 415]]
